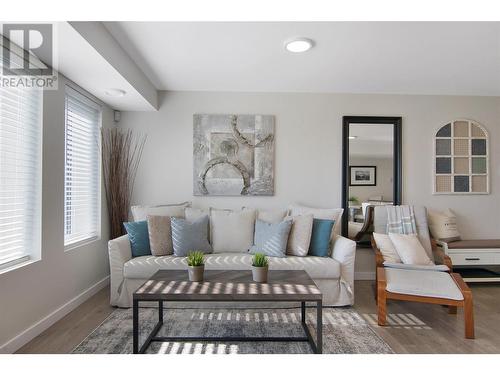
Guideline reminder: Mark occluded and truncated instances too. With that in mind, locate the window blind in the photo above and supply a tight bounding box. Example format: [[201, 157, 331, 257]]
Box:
[[64, 87, 101, 246], [0, 85, 43, 268]]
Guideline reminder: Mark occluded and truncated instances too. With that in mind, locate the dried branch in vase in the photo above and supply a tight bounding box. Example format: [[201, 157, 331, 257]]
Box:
[[101, 128, 146, 239]]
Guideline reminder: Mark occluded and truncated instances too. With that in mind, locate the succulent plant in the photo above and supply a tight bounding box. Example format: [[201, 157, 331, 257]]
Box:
[[187, 251, 205, 267], [252, 252, 268, 267]]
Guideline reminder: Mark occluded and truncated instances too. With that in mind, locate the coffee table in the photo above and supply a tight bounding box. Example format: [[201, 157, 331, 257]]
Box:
[[133, 270, 323, 354]]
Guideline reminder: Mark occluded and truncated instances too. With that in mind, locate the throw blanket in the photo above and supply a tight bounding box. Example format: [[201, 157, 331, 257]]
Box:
[[386, 205, 417, 234]]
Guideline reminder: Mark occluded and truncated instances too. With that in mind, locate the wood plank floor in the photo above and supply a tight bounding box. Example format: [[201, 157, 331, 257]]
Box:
[[16, 288, 115, 354], [16, 281, 500, 354], [355, 281, 500, 353]]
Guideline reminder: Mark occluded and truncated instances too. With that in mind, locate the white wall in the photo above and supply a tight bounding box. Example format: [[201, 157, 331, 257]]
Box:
[[349, 156, 394, 203], [0, 75, 112, 352], [119, 91, 500, 277]]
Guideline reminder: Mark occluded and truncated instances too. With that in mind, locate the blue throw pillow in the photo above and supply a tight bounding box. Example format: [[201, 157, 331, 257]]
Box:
[[308, 218, 335, 257], [124, 220, 151, 257], [171, 215, 212, 257], [249, 219, 293, 258]]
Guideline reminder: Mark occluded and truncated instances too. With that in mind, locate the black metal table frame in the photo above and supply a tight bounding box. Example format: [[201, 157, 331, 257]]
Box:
[[132, 299, 322, 354]]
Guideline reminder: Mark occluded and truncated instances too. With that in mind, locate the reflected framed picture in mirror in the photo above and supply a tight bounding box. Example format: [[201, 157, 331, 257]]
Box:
[[349, 166, 377, 186]]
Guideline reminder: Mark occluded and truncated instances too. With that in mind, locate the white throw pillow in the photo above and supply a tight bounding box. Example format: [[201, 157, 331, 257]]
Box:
[[286, 214, 314, 257], [388, 233, 434, 266], [373, 232, 401, 263], [131, 202, 190, 221], [289, 204, 344, 239], [210, 208, 256, 253], [427, 209, 461, 241], [255, 208, 288, 224]]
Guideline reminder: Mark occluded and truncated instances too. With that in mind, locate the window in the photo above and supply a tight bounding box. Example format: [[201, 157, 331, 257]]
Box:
[[0, 86, 43, 270], [434, 120, 489, 194], [64, 86, 101, 247]]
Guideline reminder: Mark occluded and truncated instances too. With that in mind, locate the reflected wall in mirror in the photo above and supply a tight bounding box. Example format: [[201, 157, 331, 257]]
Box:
[[341, 117, 402, 246]]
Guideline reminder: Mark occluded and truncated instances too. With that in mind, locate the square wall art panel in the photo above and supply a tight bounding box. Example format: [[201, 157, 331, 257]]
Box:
[[193, 114, 275, 196]]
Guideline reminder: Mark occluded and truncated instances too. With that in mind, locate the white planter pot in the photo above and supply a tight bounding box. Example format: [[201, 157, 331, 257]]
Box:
[[188, 265, 205, 282], [252, 265, 268, 283]]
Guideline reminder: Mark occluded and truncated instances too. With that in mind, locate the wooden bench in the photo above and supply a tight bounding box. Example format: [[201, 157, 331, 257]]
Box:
[[437, 239, 500, 282]]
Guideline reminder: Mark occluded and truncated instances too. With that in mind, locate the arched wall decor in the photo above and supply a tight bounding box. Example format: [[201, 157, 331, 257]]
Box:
[[434, 119, 489, 194]]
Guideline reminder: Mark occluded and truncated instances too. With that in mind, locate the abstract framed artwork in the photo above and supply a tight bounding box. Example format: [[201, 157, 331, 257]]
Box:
[[193, 114, 275, 196], [349, 166, 377, 186], [434, 119, 489, 194]]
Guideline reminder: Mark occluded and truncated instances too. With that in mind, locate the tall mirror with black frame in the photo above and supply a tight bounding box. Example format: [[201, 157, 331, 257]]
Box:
[[341, 116, 402, 246]]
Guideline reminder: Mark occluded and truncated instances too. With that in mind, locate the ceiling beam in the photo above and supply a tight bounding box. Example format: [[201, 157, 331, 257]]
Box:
[[68, 21, 158, 111]]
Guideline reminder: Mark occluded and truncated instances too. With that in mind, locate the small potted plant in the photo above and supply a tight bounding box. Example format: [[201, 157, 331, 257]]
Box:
[[186, 251, 205, 282], [251, 253, 269, 283]]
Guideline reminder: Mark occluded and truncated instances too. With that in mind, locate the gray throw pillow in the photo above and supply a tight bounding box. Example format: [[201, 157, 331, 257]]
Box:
[[171, 215, 212, 257], [249, 219, 293, 258]]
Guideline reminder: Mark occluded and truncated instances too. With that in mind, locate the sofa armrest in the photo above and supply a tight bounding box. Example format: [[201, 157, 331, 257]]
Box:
[[331, 235, 356, 293], [108, 235, 132, 306]]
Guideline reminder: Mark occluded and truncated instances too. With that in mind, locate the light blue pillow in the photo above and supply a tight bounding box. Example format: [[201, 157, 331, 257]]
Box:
[[124, 220, 151, 257], [249, 219, 293, 258], [171, 215, 212, 257], [308, 218, 335, 257]]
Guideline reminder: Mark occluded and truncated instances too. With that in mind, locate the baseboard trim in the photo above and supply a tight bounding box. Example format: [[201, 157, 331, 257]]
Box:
[[0, 275, 110, 354], [355, 272, 375, 280]]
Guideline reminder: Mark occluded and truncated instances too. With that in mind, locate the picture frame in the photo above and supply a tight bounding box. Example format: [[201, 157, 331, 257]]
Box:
[[349, 166, 377, 186]]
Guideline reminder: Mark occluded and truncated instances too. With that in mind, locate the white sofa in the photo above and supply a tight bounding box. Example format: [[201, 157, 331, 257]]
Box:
[[108, 234, 356, 308]]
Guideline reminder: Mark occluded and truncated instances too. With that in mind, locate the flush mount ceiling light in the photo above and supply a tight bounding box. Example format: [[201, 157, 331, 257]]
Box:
[[284, 38, 314, 53], [105, 88, 126, 97]]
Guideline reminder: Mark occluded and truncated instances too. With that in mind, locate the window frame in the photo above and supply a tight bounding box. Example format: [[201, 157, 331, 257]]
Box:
[[63, 85, 103, 251], [0, 87, 43, 274]]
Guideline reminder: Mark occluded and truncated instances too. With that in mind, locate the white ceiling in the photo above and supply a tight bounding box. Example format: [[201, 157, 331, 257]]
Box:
[[104, 21, 500, 96], [349, 123, 393, 141], [349, 123, 394, 157]]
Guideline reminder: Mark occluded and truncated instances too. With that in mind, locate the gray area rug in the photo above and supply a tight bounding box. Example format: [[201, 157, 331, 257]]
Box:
[[73, 306, 393, 354]]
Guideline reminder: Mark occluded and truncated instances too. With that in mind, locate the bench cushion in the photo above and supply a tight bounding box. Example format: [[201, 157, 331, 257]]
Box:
[[385, 268, 464, 300], [124, 253, 341, 280], [446, 239, 500, 249], [383, 262, 449, 272]]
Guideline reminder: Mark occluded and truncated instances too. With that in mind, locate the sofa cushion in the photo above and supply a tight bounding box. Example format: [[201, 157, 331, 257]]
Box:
[[250, 219, 292, 257], [147, 215, 173, 256], [171, 216, 212, 256], [124, 253, 341, 280], [255, 208, 288, 224], [309, 218, 335, 257], [185, 207, 210, 242], [374, 205, 433, 261], [210, 208, 256, 253], [123, 220, 151, 257], [373, 232, 402, 263], [389, 233, 434, 266], [286, 214, 313, 257], [289, 204, 343, 240], [385, 268, 463, 300], [131, 202, 190, 221]]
